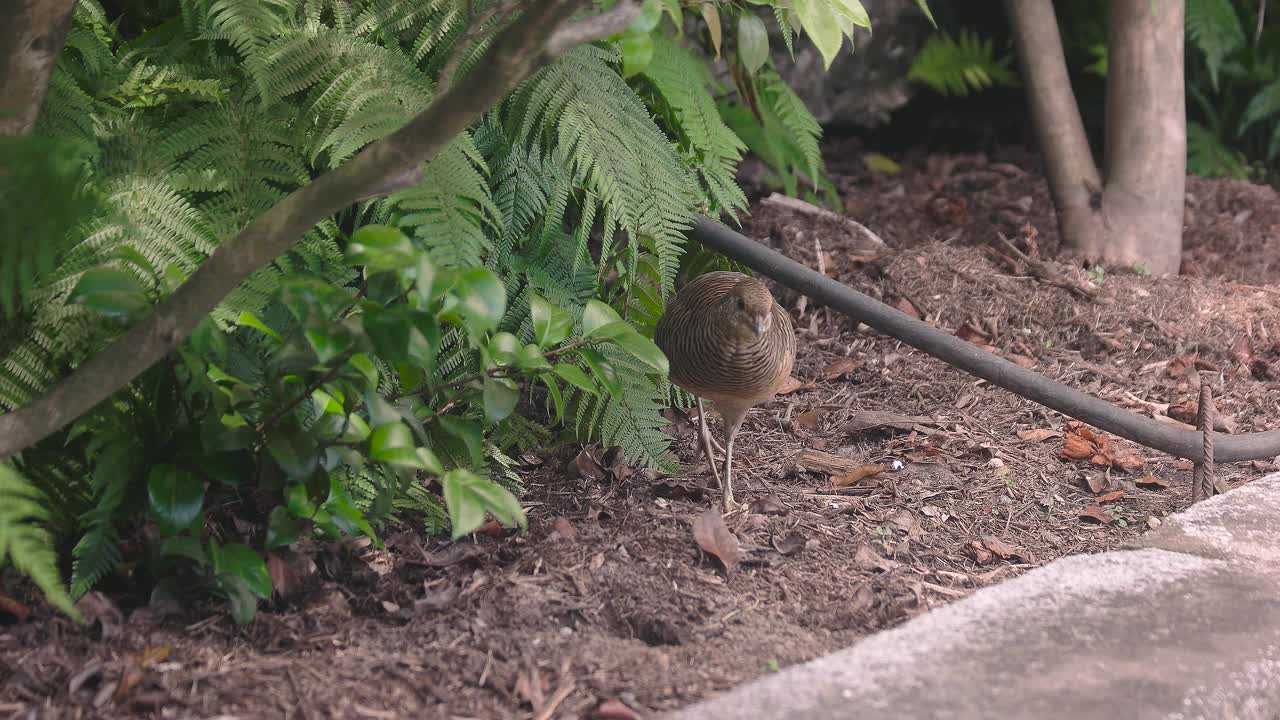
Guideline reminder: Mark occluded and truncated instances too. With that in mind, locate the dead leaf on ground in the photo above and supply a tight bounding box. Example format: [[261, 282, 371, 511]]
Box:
[[979, 535, 1022, 561], [853, 543, 896, 572], [549, 516, 577, 541], [570, 449, 607, 481], [968, 542, 993, 565], [418, 543, 487, 567], [0, 592, 30, 622], [749, 494, 788, 515], [796, 449, 864, 476], [75, 591, 124, 639], [1059, 421, 1145, 472], [777, 375, 807, 395], [841, 410, 937, 436], [1167, 397, 1197, 424], [593, 698, 643, 720], [1096, 490, 1125, 503], [1079, 506, 1115, 524], [1016, 428, 1060, 443], [887, 509, 917, 533], [1136, 475, 1171, 489], [831, 463, 887, 488], [821, 357, 861, 380], [956, 323, 990, 346], [1004, 353, 1037, 369], [771, 531, 807, 556], [1085, 475, 1109, 494], [794, 411, 821, 431], [894, 296, 921, 319], [692, 509, 740, 575]]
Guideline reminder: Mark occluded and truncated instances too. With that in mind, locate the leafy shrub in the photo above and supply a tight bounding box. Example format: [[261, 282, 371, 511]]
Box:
[[0, 0, 898, 622]]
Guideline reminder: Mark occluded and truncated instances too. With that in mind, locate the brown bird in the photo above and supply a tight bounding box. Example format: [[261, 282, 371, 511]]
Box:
[[655, 271, 796, 510]]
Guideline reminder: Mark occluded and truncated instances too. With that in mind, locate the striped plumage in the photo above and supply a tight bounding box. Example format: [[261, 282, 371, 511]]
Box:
[[655, 271, 795, 509]]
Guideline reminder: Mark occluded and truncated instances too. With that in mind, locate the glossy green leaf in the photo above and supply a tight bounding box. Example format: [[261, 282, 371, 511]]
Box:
[[442, 469, 527, 540], [738, 12, 770, 74], [515, 343, 552, 371], [68, 267, 149, 318], [582, 299, 624, 337], [620, 31, 655, 76], [551, 363, 598, 396], [346, 224, 415, 273], [363, 306, 411, 364], [413, 253, 436, 305], [453, 268, 506, 335], [348, 353, 379, 391], [147, 464, 204, 536], [579, 348, 622, 398], [542, 375, 565, 422], [369, 422, 418, 466], [607, 329, 669, 374], [793, 0, 844, 69], [159, 536, 207, 565], [488, 332, 520, 366], [266, 506, 300, 549], [483, 376, 519, 422], [236, 311, 281, 342], [530, 293, 574, 347], [438, 415, 484, 467], [322, 475, 377, 539], [628, 0, 662, 33], [266, 427, 319, 478]]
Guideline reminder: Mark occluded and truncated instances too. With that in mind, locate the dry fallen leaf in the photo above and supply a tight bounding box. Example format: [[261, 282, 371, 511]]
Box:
[[592, 698, 643, 720], [749, 494, 788, 515], [692, 508, 740, 575], [0, 592, 30, 622], [1079, 505, 1115, 524], [1086, 475, 1109, 493], [853, 543, 896, 572], [794, 411, 821, 431], [1136, 475, 1171, 489], [550, 516, 577, 541], [571, 449, 607, 481], [771, 531, 807, 556], [831, 463, 887, 488], [894, 296, 921, 319], [1004, 352, 1037, 369], [1016, 428, 1060, 443], [1096, 490, 1125, 503], [980, 535, 1021, 560], [1167, 397, 1197, 424], [776, 375, 807, 395], [1060, 432, 1096, 461], [821, 357, 861, 380], [969, 541, 994, 565]]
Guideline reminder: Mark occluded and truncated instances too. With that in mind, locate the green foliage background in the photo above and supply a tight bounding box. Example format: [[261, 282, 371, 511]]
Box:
[[0, 0, 880, 622]]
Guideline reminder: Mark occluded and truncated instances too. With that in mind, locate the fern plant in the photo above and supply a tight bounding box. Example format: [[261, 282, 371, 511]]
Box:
[[907, 29, 1019, 97], [2, 0, 890, 621]]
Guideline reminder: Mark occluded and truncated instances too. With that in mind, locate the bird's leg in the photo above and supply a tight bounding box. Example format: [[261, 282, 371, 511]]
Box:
[[691, 401, 724, 455], [720, 410, 748, 512], [695, 397, 723, 486]]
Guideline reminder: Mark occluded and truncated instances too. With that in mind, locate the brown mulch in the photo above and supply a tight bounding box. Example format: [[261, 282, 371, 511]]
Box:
[[4, 145, 1280, 719]]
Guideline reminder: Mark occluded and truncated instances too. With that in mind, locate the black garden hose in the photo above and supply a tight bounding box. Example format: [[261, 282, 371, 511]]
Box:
[[686, 214, 1280, 463]]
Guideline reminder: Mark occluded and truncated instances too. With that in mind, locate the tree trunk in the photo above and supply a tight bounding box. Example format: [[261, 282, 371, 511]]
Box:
[[0, 0, 78, 137], [1005, 0, 1186, 276]]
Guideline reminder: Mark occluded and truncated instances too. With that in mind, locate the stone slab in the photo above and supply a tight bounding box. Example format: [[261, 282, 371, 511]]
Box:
[[662, 473, 1280, 720]]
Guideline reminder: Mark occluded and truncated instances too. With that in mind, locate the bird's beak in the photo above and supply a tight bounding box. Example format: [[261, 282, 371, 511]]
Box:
[[753, 317, 768, 336]]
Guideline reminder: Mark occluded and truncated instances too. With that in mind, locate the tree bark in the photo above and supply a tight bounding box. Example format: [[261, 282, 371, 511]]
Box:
[[0, 0, 641, 460], [0, 0, 78, 137], [1005, 0, 1186, 276]]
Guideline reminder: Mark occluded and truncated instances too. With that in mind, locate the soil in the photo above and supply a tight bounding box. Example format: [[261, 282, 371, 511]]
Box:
[[5, 143, 1280, 720]]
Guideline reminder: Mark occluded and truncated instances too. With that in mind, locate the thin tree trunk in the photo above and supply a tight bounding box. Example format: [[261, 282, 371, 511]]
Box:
[[0, 0, 78, 137], [1005, 0, 1186, 277], [1098, 0, 1186, 275]]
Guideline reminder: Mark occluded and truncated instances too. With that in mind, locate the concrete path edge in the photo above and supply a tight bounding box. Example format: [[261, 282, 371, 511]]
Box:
[[660, 473, 1280, 720]]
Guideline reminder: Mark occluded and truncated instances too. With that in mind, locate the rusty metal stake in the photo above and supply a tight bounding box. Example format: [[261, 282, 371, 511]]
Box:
[[1192, 372, 1219, 503]]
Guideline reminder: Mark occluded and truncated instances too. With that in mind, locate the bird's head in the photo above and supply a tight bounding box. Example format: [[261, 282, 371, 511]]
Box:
[[719, 278, 775, 343]]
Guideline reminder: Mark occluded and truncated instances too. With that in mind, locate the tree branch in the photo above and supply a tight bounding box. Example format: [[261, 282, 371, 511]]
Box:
[[1002, 0, 1101, 219], [0, 0, 632, 460], [0, 0, 78, 137]]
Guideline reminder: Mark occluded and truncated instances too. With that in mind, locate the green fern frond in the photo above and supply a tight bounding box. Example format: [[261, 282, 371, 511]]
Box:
[[1238, 80, 1280, 140], [0, 464, 80, 619], [1186, 0, 1245, 90], [1188, 121, 1250, 177], [570, 346, 676, 471], [907, 30, 1018, 97], [639, 32, 748, 216]]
